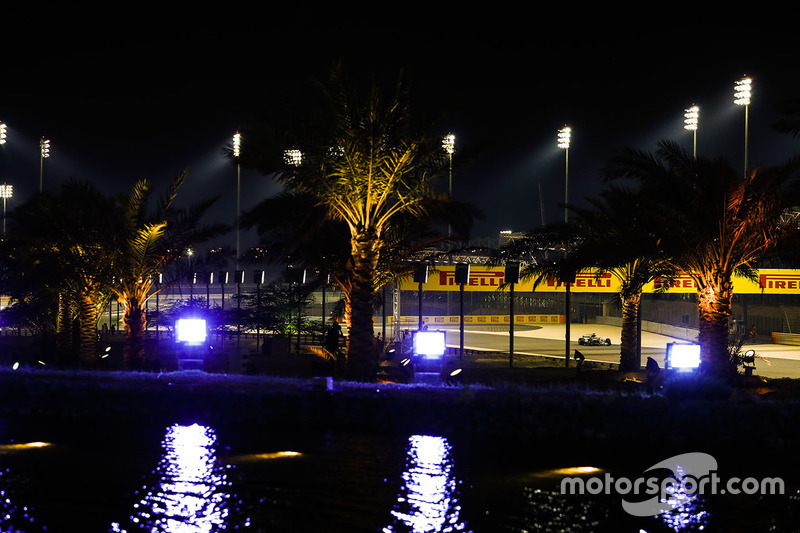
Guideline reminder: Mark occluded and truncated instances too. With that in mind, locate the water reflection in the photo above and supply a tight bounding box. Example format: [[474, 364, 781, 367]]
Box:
[[638, 464, 709, 532], [657, 465, 709, 532], [384, 434, 470, 533], [0, 443, 50, 532], [1, 467, 45, 532], [513, 487, 608, 531], [111, 423, 245, 532]]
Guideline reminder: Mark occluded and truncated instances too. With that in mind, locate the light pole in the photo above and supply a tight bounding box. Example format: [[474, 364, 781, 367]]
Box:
[[443, 133, 455, 316], [0, 183, 12, 235], [39, 137, 50, 192], [232, 132, 241, 269], [0, 122, 7, 144], [734, 76, 752, 177], [443, 133, 455, 237], [684, 105, 699, 158], [557, 126, 571, 223], [557, 125, 572, 366]]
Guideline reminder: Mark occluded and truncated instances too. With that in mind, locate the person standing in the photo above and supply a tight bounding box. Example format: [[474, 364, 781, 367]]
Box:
[[325, 318, 343, 356]]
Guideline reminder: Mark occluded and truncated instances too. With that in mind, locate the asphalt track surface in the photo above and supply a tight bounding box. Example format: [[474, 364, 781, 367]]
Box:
[[432, 323, 800, 379]]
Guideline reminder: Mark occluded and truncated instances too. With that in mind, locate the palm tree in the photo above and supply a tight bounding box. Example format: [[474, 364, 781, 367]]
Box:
[[109, 172, 229, 368], [575, 188, 677, 371], [605, 140, 800, 376], [261, 70, 453, 380], [498, 186, 673, 372], [2, 181, 118, 363], [240, 185, 476, 366]]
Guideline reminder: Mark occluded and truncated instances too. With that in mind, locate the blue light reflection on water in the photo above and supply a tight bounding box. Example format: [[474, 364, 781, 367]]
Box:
[[657, 465, 709, 532], [384, 434, 470, 533], [110, 423, 248, 533], [0, 467, 43, 532], [2, 418, 800, 531]]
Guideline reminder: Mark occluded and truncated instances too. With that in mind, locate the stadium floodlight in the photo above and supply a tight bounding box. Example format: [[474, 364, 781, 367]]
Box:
[[233, 132, 242, 268], [684, 105, 699, 158], [284, 148, 303, 166], [557, 126, 571, 223], [39, 137, 51, 192], [734, 76, 752, 177]]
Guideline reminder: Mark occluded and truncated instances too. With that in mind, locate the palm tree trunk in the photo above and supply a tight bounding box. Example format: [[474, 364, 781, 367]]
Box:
[[697, 277, 733, 377], [123, 296, 147, 370], [619, 292, 641, 371], [347, 232, 380, 380], [78, 290, 98, 364], [56, 290, 73, 361]]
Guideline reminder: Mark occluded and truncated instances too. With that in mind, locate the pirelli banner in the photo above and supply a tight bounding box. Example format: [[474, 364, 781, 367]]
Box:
[[398, 266, 800, 295]]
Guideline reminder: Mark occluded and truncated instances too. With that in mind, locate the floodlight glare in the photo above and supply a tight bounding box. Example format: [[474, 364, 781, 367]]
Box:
[[40, 137, 50, 158], [666, 343, 701, 372], [684, 105, 699, 131], [413, 330, 446, 359], [232, 132, 241, 158], [284, 148, 303, 166], [734, 77, 752, 106], [442, 133, 455, 155], [175, 318, 207, 345], [557, 126, 571, 149]]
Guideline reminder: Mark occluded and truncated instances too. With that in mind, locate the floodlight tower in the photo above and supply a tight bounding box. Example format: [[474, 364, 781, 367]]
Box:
[[684, 105, 699, 158], [734, 76, 752, 177], [39, 137, 50, 192], [0, 183, 12, 235], [284, 148, 302, 167], [442, 133, 456, 316], [557, 125, 572, 367], [0, 122, 7, 144], [232, 132, 241, 268], [442, 133, 455, 218], [557, 126, 571, 223]]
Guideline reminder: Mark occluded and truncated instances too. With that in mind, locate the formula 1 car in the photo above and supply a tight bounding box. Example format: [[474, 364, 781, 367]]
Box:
[[578, 333, 612, 346]]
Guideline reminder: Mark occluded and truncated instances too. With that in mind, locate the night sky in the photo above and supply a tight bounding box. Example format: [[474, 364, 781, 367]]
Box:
[[3, 6, 800, 247]]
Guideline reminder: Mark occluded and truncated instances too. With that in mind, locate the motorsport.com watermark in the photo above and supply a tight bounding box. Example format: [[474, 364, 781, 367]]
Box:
[[559, 452, 784, 517]]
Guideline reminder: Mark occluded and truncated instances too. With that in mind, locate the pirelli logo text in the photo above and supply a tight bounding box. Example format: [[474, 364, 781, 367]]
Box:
[[653, 275, 697, 290], [760, 273, 800, 292], [400, 267, 800, 294], [546, 273, 614, 289], [439, 270, 504, 287]]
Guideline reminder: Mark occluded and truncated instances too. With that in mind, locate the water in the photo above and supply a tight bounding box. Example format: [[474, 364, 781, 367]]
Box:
[[0, 417, 798, 532]]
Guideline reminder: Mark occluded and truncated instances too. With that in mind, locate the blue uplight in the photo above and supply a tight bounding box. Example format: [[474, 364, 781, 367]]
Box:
[[413, 331, 446, 359], [175, 318, 207, 345]]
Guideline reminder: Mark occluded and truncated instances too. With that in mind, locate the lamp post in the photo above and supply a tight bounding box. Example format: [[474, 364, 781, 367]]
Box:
[[443, 133, 455, 237], [443, 133, 455, 316], [734, 76, 752, 177], [0, 183, 12, 235], [557, 126, 571, 223], [684, 105, 699, 158], [454, 263, 469, 361], [232, 132, 241, 269], [39, 137, 50, 192], [218, 271, 228, 348], [557, 125, 572, 366]]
